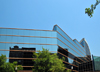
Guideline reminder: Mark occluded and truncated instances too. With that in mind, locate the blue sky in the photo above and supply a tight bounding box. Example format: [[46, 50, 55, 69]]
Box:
[[0, 0, 100, 57]]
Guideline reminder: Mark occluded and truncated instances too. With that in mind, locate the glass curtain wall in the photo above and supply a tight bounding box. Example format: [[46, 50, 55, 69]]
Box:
[[0, 25, 91, 72], [93, 56, 100, 71], [0, 28, 57, 63], [53, 25, 91, 71]]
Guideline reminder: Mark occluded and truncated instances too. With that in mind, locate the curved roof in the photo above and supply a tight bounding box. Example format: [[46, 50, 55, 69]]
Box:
[[80, 38, 89, 48], [80, 38, 91, 55]]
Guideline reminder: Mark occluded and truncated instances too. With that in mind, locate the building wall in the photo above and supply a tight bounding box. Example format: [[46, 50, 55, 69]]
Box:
[[0, 25, 91, 72], [80, 38, 91, 60], [0, 28, 57, 59], [93, 56, 100, 71], [53, 25, 91, 71]]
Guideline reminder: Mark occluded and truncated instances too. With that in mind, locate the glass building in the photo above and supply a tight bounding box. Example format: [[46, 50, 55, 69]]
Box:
[[0, 25, 91, 72], [92, 55, 100, 71]]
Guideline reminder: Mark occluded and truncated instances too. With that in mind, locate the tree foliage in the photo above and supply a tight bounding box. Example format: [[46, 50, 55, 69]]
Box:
[[33, 48, 71, 72], [85, 0, 100, 17], [0, 54, 23, 72]]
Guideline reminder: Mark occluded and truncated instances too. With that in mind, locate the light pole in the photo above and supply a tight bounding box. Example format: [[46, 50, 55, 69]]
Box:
[[15, 66, 17, 72], [71, 66, 73, 72]]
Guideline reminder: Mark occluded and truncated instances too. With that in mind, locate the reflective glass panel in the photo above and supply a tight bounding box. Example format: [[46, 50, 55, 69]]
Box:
[[23, 37, 30, 43], [0, 43, 6, 49], [39, 45, 43, 51], [18, 30, 24, 36], [35, 37, 40, 43], [51, 38, 57, 44], [47, 38, 52, 44], [93, 56, 100, 71], [73, 39, 85, 52], [53, 25, 57, 31], [29, 44, 35, 48], [12, 36, 18, 42], [39, 45, 57, 53], [46, 31, 51, 37], [68, 58, 74, 64], [34, 45, 41, 51], [0, 29, 6, 35], [40, 38, 46, 44], [6, 29, 13, 35], [51, 31, 57, 37], [51, 45, 57, 52], [0, 51, 4, 56], [46, 45, 52, 51], [40, 45, 47, 50], [17, 37, 24, 43], [6, 43, 12, 50], [0, 36, 6, 42], [23, 30, 30, 36], [57, 39, 84, 57], [35, 31, 40, 36], [57, 33, 85, 57], [56, 26, 86, 56], [12, 29, 19, 35], [29, 37, 35, 43], [30, 30, 35, 36], [40, 31, 46, 37], [6, 36, 12, 42], [23, 44, 30, 48], [4, 51, 9, 59]]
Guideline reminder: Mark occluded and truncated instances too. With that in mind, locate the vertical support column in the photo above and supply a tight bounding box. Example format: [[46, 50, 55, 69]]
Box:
[[92, 55, 95, 72]]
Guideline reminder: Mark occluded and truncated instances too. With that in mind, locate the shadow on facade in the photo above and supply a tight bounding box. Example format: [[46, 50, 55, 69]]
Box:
[[9, 46, 36, 70], [57, 46, 78, 71], [57, 46, 94, 72]]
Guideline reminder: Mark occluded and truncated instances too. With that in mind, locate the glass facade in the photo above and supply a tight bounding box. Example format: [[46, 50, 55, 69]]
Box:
[[93, 56, 100, 71], [80, 38, 91, 60], [0, 25, 91, 72]]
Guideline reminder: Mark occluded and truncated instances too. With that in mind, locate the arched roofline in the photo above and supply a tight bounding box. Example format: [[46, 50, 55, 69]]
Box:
[[80, 38, 91, 55]]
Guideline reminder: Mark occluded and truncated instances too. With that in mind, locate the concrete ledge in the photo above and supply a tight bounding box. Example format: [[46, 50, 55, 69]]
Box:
[[18, 70, 33, 72]]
